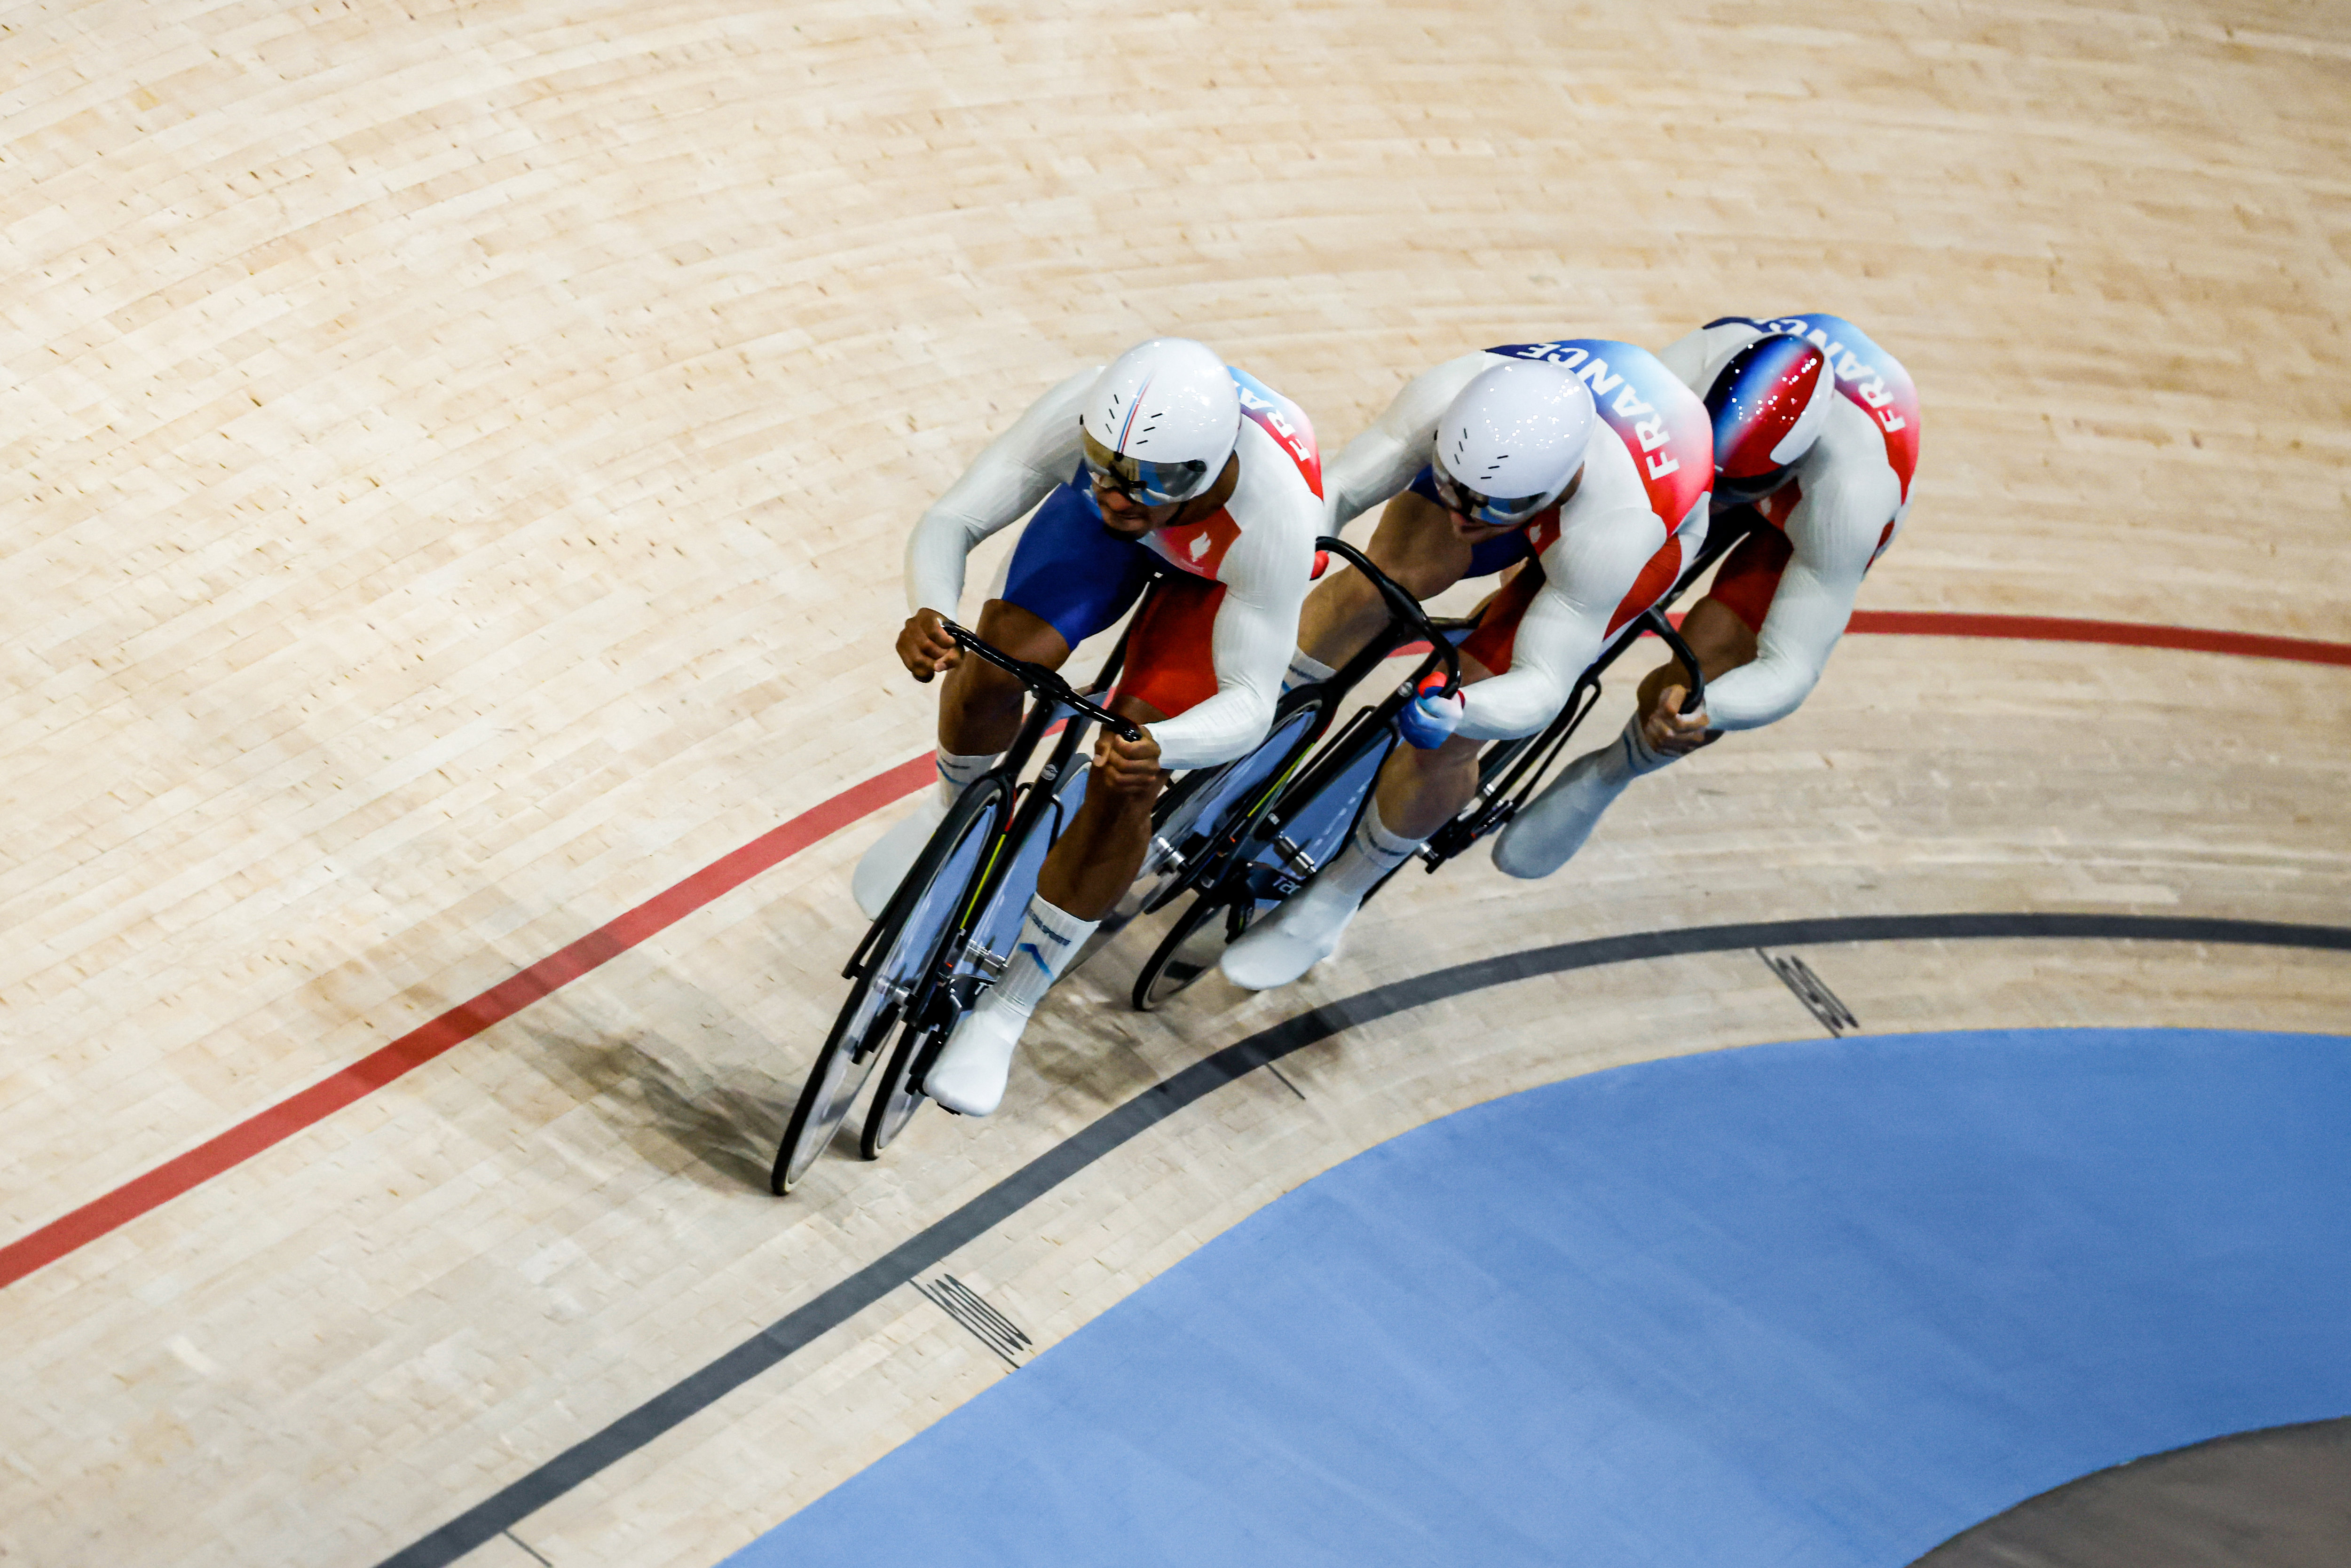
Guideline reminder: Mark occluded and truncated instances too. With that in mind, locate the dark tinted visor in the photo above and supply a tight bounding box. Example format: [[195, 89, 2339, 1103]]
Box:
[[1080, 429, 1214, 507], [1430, 455, 1549, 528]]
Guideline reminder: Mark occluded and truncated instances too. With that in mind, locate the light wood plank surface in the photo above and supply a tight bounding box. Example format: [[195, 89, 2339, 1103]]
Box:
[[0, 1, 2344, 1564]]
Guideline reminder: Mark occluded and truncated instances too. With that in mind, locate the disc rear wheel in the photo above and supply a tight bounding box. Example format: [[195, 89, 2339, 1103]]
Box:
[[1133, 891, 1253, 1012], [1133, 698, 1324, 918]]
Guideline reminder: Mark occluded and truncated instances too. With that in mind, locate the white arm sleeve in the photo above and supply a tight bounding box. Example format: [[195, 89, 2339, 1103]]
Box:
[[1652, 326, 1714, 389], [1148, 443, 1318, 772], [1655, 320, 1763, 398], [1324, 352, 1493, 529], [903, 368, 1095, 617], [1147, 567, 1301, 772], [1457, 507, 1661, 742], [1702, 413, 1901, 730]]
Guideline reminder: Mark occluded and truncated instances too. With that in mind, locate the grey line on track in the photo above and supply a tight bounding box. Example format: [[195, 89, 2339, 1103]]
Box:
[[376, 911, 2351, 1568]]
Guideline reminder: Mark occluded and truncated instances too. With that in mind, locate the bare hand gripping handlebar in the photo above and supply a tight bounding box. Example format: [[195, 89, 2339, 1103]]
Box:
[[1636, 607, 1709, 717]]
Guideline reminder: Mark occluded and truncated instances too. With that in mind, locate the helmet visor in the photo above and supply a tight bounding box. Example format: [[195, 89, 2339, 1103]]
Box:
[[1429, 455, 1551, 528], [1080, 429, 1214, 507]]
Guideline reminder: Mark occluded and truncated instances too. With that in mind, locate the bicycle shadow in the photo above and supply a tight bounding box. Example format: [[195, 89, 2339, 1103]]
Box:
[[512, 1015, 793, 1194]]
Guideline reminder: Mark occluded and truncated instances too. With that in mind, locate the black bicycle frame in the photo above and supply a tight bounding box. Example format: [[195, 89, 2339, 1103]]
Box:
[[1152, 538, 1478, 907], [1132, 537, 1462, 906], [1310, 536, 1463, 699], [1417, 516, 1744, 867], [840, 623, 1136, 986]]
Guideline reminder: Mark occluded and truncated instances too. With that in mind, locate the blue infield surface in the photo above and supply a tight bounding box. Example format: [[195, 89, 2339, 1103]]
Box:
[[729, 1026, 2351, 1567]]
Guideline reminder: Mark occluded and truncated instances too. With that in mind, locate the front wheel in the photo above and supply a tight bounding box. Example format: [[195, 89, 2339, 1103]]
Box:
[[860, 1003, 948, 1157], [771, 777, 1007, 1193]]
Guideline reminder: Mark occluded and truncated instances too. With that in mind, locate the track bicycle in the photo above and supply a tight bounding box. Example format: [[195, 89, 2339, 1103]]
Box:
[[773, 537, 1454, 1190], [1073, 537, 1462, 967], [769, 619, 1140, 1193], [1414, 524, 1740, 872], [1130, 543, 1724, 1009]]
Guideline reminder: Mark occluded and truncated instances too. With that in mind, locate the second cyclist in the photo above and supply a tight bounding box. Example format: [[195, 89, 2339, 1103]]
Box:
[[1219, 336, 1712, 990]]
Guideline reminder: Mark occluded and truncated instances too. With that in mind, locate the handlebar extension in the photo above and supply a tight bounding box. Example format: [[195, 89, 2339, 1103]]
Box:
[[1636, 608, 1707, 716], [1312, 535, 1462, 698], [938, 620, 1144, 742]]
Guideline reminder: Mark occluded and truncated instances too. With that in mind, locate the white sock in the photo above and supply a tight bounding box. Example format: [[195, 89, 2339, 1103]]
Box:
[[1281, 647, 1338, 693], [935, 748, 997, 809], [1315, 801, 1423, 903], [993, 896, 1099, 1017]]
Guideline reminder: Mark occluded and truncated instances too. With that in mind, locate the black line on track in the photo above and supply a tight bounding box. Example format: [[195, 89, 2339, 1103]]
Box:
[[377, 911, 2351, 1568]]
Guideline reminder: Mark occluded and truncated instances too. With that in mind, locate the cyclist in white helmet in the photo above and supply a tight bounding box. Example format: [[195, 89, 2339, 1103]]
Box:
[[860, 337, 1321, 1115], [1220, 337, 1712, 992], [1491, 315, 1920, 879]]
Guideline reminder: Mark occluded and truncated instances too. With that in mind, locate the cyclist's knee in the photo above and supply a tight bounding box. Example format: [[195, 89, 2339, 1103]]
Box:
[[1084, 763, 1164, 809], [1633, 659, 1679, 714], [1367, 546, 1457, 603], [1367, 496, 1466, 600], [1386, 728, 1476, 787], [1310, 559, 1384, 621], [974, 599, 1073, 667], [944, 646, 1026, 714]]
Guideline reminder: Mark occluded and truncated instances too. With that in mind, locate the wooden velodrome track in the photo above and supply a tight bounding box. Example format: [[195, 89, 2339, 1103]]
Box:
[[2, 2, 2345, 1564]]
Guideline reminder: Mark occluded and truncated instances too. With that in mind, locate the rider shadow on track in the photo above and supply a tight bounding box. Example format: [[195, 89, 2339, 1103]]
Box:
[[512, 1011, 795, 1194], [1014, 968, 1185, 1112]]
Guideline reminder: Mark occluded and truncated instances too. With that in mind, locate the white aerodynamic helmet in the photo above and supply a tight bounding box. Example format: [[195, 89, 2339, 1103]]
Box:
[[1077, 337, 1241, 507], [1429, 359, 1597, 527]]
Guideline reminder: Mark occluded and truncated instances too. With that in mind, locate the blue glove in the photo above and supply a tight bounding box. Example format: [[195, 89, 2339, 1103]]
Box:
[[1397, 673, 1466, 749]]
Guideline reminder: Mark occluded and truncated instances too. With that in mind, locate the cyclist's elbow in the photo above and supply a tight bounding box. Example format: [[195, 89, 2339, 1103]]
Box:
[[1227, 686, 1278, 749], [1460, 678, 1557, 742], [1713, 654, 1818, 730]]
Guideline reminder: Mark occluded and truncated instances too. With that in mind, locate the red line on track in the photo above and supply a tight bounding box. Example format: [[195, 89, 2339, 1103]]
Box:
[[1843, 610, 2351, 665], [0, 755, 935, 1291], [3, 611, 2346, 1291]]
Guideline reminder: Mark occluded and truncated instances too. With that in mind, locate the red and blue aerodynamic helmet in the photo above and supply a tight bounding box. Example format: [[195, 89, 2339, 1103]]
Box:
[[1705, 333, 1834, 484]]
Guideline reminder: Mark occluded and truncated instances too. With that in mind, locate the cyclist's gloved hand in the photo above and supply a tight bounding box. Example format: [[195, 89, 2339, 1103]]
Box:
[[1397, 671, 1465, 749]]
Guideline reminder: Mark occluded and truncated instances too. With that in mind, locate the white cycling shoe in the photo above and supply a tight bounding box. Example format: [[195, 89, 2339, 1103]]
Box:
[[1491, 748, 1621, 880], [852, 791, 950, 919], [923, 993, 1029, 1117], [1219, 880, 1362, 992]]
